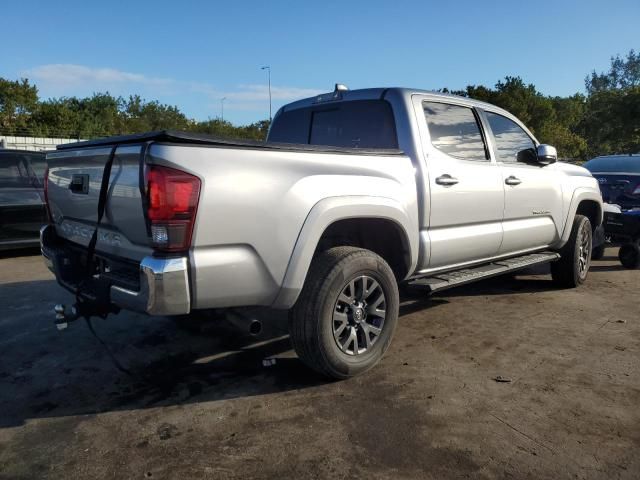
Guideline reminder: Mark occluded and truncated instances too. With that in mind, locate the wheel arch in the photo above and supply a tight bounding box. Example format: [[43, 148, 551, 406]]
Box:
[[554, 189, 603, 249], [271, 196, 418, 309]]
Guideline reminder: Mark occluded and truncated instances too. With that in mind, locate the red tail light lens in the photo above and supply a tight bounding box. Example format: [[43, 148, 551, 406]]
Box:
[[43, 166, 52, 222], [146, 165, 201, 252]]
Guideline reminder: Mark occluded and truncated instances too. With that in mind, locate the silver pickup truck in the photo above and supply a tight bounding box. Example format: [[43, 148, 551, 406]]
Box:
[[41, 85, 603, 378]]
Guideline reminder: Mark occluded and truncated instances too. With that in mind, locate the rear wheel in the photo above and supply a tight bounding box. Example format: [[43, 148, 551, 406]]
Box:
[[289, 247, 399, 379], [619, 242, 640, 269], [551, 215, 592, 287]]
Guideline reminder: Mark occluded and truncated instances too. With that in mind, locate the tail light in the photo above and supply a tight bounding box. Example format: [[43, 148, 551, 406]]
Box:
[[43, 166, 52, 222], [146, 165, 201, 252]]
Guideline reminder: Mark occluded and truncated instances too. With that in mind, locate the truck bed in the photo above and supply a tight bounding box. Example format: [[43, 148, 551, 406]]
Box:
[[56, 130, 403, 156]]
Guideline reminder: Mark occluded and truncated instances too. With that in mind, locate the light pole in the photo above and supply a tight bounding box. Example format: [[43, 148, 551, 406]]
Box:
[[261, 65, 272, 122], [220, 97, 226, 122]]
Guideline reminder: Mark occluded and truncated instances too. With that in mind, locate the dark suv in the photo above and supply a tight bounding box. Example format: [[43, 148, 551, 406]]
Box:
[[0, 149, 47, 250], [583, 154, 640, 210]]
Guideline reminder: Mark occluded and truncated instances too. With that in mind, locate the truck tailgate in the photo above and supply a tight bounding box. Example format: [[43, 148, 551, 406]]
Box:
[[46, 145, 152, 262]]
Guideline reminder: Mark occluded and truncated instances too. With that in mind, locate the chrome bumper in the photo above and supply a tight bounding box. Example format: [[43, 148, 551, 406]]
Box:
[[40, 225, 191, 316], [111, 257, 190, 315]]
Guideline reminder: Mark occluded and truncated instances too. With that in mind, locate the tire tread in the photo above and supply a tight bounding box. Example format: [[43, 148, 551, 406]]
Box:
[[289, 247, 396, 378], [551, 214, 591, 287]]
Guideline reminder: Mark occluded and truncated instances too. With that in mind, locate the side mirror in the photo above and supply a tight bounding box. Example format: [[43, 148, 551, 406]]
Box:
[[536, 144, 557, 164]]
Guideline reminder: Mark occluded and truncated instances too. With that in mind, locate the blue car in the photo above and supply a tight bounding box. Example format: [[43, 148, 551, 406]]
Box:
[[584, 154, 640, 264], [583, 154, 640, 211]]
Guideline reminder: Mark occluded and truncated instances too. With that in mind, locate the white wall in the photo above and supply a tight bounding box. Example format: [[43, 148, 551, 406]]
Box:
[[0, 135, 85, 151]]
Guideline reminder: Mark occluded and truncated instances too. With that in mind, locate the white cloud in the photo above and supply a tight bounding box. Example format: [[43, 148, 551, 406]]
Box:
[[221, 84, 324, 102], [24, 64, 173, 89], [20, 63, 325, 123]]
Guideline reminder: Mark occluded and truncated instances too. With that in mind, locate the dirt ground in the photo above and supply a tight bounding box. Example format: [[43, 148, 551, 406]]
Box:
[[0, 248, 638, 480]]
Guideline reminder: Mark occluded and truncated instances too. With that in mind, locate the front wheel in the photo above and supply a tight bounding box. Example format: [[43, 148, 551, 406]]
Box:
[[551, 215, 592, 287], [619, 242, 640, 269], [289, 247, 399, 379]]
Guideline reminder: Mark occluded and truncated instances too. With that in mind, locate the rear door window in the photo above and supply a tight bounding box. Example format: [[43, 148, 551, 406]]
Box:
[[423, 102, 488, 161], [269, 100, 398, 149]]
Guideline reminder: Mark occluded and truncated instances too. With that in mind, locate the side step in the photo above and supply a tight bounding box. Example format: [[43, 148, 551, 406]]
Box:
[[408, 252, 560, 294]]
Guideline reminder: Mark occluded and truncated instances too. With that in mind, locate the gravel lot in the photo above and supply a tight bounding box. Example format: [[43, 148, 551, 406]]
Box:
[[0, 249, 638, 479]]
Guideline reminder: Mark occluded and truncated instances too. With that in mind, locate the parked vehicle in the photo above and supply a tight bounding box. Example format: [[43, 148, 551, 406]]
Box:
[[583, 154, 640, 211], [584, 154, 639, 260], [0, 149, 47, 250], [602, 210, 640, 268], [41, 86, 603, 378]]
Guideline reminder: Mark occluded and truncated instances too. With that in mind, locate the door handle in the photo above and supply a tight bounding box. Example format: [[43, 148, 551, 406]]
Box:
[[435, 174, 459, 186], [505, 176, 522, 186], [69, 174, 89, 194]]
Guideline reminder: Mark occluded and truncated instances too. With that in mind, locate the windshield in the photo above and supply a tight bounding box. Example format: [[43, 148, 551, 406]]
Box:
[[583, 156, 640, 173]]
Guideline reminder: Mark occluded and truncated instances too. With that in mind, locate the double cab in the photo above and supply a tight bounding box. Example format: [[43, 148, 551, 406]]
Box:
[[41, 86, 603, 378]]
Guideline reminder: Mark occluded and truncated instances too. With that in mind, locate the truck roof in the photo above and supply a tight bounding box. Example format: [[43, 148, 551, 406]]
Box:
[[280, 86, 506, 115]]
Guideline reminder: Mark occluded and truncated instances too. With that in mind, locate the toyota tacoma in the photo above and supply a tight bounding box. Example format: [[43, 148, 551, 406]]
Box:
[[41, 85, 603, 378]]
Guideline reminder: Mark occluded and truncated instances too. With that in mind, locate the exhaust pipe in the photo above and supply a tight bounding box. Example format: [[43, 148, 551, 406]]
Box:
[[226, 310, 263, 336]]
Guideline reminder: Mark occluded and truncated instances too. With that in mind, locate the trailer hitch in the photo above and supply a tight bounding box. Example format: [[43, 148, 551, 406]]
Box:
[[54, 304, 77, 330], [53, 300, 119, 330]]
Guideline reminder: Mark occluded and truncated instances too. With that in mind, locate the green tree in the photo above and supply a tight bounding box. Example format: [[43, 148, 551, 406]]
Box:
[[0, 78, 39, 132], [463, 77, 588, 159], [582, 49, 640, 156], [586, 49, 640, 94]]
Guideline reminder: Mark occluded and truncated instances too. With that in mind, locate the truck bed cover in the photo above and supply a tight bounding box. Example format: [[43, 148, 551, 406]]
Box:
[[56, 130, 404, 156]]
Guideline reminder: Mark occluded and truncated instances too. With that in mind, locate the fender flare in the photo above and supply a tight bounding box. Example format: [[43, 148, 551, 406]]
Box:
[[271, 195, 418, 309], [555, 188, 603, 248]]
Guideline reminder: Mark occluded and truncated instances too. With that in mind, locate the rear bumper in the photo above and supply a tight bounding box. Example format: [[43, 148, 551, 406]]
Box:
[[40, 225, 191, 316]]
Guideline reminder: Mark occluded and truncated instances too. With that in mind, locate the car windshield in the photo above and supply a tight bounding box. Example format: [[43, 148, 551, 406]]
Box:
[[583, 156, 640, 173]]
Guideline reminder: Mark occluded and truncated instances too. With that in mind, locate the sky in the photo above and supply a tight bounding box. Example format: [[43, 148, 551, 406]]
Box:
[[1, 0, 638, 125]]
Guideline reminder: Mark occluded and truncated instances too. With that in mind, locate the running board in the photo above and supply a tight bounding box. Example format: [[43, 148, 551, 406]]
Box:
[[408, 252, 560, 294]]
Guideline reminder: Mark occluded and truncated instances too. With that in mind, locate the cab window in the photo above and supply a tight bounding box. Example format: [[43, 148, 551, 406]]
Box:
[[268, 100, 398, 149], [423, 102, 488, 161], [485, 112, 536, 163], [0, 153, 31, 188]]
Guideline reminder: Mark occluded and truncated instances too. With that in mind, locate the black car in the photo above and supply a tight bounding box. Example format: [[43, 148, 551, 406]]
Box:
[[583, 154, 640, 210], [0, 149, 47, 250]]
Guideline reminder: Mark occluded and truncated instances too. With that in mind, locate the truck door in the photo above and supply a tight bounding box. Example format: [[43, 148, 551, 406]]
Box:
[[481, 110, 563, 254], [416, 99, 505, 269]]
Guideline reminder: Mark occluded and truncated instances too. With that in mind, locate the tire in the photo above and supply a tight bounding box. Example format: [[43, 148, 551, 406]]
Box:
[[591, 244, 606, 260], [289, 246, 399, 379], [551, 215, 592, 288], [619, 242, 640, 269]]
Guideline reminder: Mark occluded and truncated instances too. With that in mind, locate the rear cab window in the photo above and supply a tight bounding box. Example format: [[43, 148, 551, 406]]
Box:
[[0, 153, 33, 188], [268, 100, 398, 149]]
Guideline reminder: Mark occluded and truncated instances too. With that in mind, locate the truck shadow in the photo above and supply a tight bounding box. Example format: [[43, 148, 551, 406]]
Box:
[[588, 264, 626, 272], [0, 282, 325, 428], [0, 246, 41, 259], [0, 269, 567, 428]]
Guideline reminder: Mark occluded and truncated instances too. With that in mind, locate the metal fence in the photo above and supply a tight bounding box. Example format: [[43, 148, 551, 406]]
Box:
[[0, 135, 86, 151]]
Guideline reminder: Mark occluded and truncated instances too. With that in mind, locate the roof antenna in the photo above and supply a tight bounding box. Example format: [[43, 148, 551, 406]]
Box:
[[334, 83, 349, 92]]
